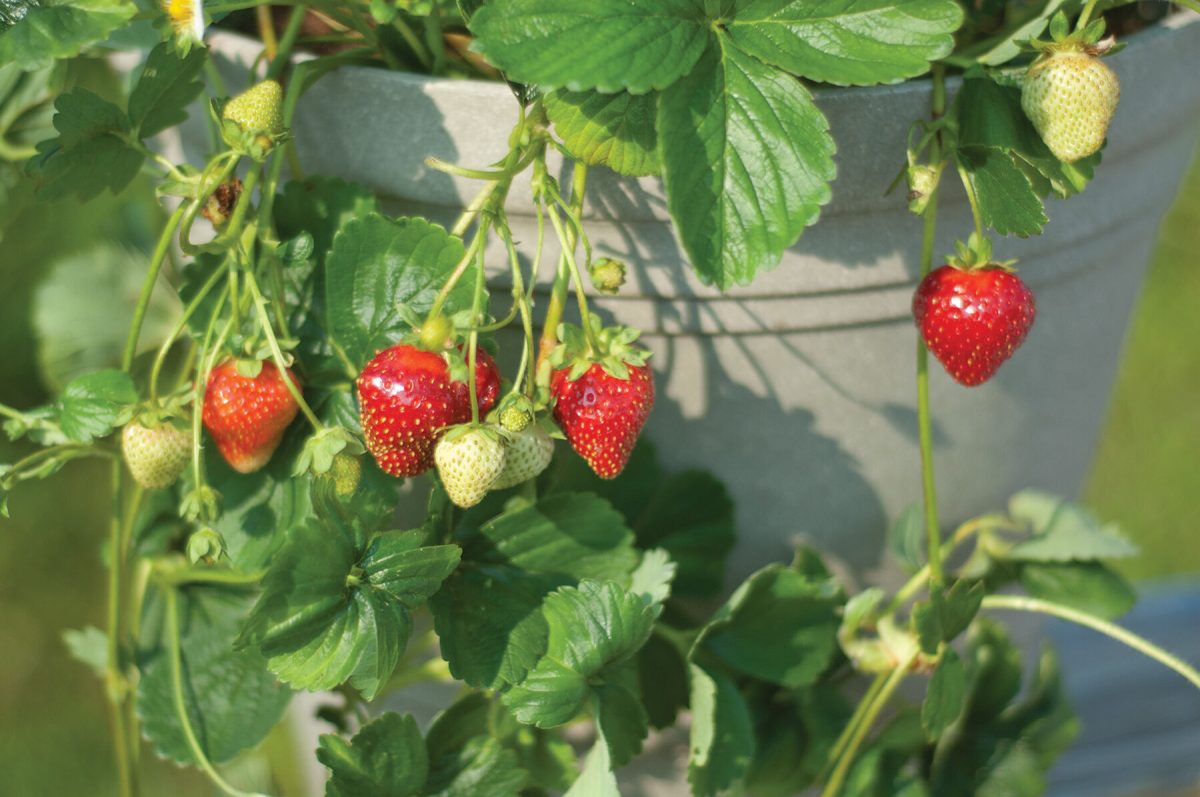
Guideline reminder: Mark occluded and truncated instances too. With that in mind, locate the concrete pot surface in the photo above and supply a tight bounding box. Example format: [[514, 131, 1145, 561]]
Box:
[[195, 17, 1200, 587]]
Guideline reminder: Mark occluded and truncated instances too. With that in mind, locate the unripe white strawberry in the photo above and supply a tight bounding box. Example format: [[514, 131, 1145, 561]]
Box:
[[434, 426, 506, 508], [1021, 49, 1119, 163], [122, 421, 191, 490], [223, 79, 284, 135], [492, 424, 554, 490]]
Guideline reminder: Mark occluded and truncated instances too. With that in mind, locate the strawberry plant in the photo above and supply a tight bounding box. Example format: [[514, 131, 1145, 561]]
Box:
[[1, 1, 1199, 796]]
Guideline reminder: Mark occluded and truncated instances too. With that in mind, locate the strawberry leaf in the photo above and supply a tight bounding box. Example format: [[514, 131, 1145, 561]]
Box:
[[325, 213, 478, 368], [922, 647, 966, 741], [544, 88, 661, 177], [319, 713, 429, 797], [726, 0, 963, 86], [658, 38, 835, 289], [1003, 489, 1138, 562], [688, 663, 755, 797], [138, 586, 292, 766], [56, 368, 137, 442], [1017, 560, 1136, 620], [127, 42, 206, 139], [28, 88, 143, 201], [959, 148, 1047, 237], [503, 580, 659, 732], [693, 563, 842, 688], [0, 0, 136, 70], [240, 502, 460, 698], [469, 0, 709, 94]]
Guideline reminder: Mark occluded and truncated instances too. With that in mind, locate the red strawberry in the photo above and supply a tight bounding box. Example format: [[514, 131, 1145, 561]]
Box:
[[357, 344, 500, 477], [551, 362, 654, 479], [913, 265, 1036, 387], [202, 359, 301, 473]]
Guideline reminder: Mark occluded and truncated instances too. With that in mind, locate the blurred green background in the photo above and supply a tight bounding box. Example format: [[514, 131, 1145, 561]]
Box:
[[0, 70, 1197, 797]]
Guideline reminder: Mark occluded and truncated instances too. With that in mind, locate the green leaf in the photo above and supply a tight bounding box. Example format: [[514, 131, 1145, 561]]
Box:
[[696, 564, 841, 688], [128, 42, 206, 138], [431, 564, 561, 689], [688, 663, 755, 797], [726, 0, 963, 86], [932, 579, 985, 642], [139, 587, 292, 766], [243, 518, 460, 697], [57, 368, 136, 442], [544, 89, 660, 177], [426, 736, 528, 797], [959, 148, 1047, 237], [1005, 490, 1137, 562], [659, 39, 835, 289], [319, 713, 429, 797], [469, 0, 709, 94], [472, 492, 640, 584], [922, 647, 965, 740], [888, 504, 924, 574], [29, 88, 143, 201], [503, 580, 659, 727], [325, 213, 475, 367], [0, 0, 137, 70], [638, 632, 689, 729], [629, 548, 676, 606], [1018, 560, 1136, 620], [595, 663, 649, 767]]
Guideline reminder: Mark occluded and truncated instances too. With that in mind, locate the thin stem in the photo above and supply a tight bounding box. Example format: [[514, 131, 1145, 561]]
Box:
[[497, 215, 537, 395], [0, 403, 25, 421], [165, 587, 274, 797], [122, 204, 187, 371], [536, 202, 570, 371], [467, 237, 488, 424], [243, 270, 323, 430], [0, 136, 37, 161], [545, 202, 599, 352], [917, 64, 947, 587], [956, 162, 985, 241], [982, 595, 1200, 691], [150, 270, 227, 403], [822, 672, 888, 781], [819, 655, 916, 797], [267, 6, 307, 79], [105, 462, 136, 797], [451, 181, 501, 238], [256, 5, 279, 63], [190, 292, 232, 497], [156, 563, 266, 588], [1076, 0, 1102, 30], [428, 231, 489, 321]]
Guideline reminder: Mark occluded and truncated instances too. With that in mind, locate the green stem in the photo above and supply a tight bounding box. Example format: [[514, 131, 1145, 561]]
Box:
[[819, 655, 916, 797], [497, 215, 537, 395], [0, 136, 37, 161], [917, 65, 947, 587], [545, 202, 599, 352], [391, 15, 434, 70], [451, 181, 501, 238], [267, 6, 307, 79], [981, 595, 1200, 691], [156, 562, 266, 588], [122, 204, 187, 372], [428, 225, 489, 321], [165, 587, 274, 797], [822, 672, 888, 781], [1076, 0, 1102, 30], [190, 293, 233, 499], [106, 462, 136, 797], [243, 270, 323, 430], [467, 223, 490, 424], [956, 162, 985, 241], [150, 270, 227, 403], [0, 402, 25, 421], [536, 201, 570, 371]]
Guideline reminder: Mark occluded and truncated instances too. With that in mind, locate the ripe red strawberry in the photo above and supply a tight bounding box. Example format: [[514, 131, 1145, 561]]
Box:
[[202, 359, 301, 473], [913, 265, 1036, 387], [551, 362, 654, 479], [357, 344, 500, 477]]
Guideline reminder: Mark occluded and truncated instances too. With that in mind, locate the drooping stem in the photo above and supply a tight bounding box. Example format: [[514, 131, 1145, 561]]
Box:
[[122, 204, 188, 372], [149, 267, 226, 403], [428, 225, 489, 323], [982, 595, 1200, 691], [821, 672, 888, 782], [545, 201, 599, 353], [917, 64, 947, 587], [165, 587, 274, 797], [536, 198, 570, 371], [956, 162, 985, 241], [819, 654, 916, 797], [244, 270, 323, 430], [467, 231, 488, 424], [256, 5, 278, 61]]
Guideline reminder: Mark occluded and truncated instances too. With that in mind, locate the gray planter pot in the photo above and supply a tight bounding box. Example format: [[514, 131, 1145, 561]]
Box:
[[198, 15, 1200, 589]]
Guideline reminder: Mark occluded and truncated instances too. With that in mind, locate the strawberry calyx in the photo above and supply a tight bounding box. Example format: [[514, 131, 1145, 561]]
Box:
[[215, 80, 290, 161], [293, 426, 365, 477], [945, 233, 1017, 273], [1022, 11, 1122, 60], [440, 421, 507, 446], [548, 317, 650, 383]]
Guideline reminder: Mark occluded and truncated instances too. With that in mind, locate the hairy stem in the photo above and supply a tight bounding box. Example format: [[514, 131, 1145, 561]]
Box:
[[917, 64, 947, 586], [150, 268, 227, 403], [244, 270, 323, 430], [982, 595, 1200, 691], [956, 162, 985, 241]]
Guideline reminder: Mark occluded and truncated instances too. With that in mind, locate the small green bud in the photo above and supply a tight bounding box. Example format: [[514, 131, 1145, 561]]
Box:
[[588, 257, 627, 295], [187, 527, 226, 565]]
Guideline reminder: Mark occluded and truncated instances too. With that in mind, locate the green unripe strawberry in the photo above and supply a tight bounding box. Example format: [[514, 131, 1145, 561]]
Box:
[[223, 79, 284, 135], [122, 421, 191, 490], [492, 423, 554, 490], [1021, 49, 1119, 163], [499, 404, 532, 433], [434, 425, 506, 508]]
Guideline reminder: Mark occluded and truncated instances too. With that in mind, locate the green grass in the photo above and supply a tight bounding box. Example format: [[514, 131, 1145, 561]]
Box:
[[1085, 148, 1200, 580]]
